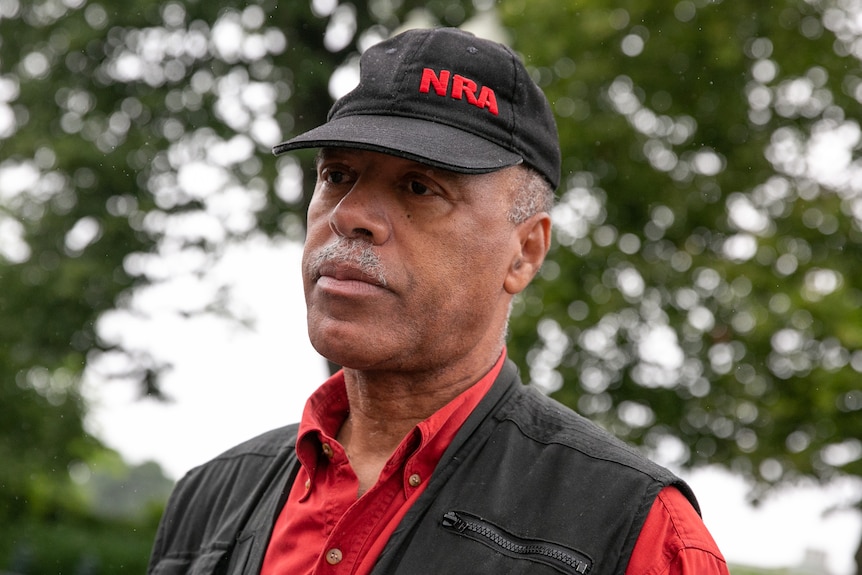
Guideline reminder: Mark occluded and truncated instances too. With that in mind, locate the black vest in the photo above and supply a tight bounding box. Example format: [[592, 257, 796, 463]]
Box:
[[148, 360, 698, 575]]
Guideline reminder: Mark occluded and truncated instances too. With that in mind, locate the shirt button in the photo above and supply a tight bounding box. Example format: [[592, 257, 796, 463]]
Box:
[[325, 548, 343, 565], [408, 473, 422, 487], [304, 478, 311, 491], [322, 443, 334, 458]]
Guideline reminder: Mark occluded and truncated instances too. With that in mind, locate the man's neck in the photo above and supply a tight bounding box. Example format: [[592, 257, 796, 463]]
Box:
[[335, 354, 500, 494]]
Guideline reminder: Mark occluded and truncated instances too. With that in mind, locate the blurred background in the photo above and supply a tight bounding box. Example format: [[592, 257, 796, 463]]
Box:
[[2, 0, 862, 573]]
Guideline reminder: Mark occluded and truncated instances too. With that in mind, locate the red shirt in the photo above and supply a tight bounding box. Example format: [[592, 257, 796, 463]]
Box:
[[261, 354, 728, 575], [629, 487, 728, 575]]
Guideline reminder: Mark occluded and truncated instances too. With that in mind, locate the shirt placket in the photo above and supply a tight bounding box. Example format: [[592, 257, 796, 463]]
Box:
[[313, 436, 422, 574]]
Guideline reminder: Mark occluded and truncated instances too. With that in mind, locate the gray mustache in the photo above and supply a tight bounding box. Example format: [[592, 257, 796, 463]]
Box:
[[308, 238, 388, 287]]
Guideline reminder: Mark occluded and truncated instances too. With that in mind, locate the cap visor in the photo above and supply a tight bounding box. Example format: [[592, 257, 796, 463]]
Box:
[[272, 115, 523, 174]]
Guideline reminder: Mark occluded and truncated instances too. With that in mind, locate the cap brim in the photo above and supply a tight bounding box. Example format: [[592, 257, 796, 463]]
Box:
[[272, 114, 523, 174]]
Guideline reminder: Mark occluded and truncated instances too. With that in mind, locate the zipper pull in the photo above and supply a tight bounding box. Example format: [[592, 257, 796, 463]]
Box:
[[442, 511, 468, 532]]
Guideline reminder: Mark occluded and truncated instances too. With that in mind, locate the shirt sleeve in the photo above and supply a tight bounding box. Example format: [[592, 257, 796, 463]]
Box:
[[625, 485, 730, 575]]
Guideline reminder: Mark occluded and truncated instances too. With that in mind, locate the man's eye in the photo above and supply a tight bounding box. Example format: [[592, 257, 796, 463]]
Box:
[[325, 170, 348, 184], [409, 181, 431, 196]]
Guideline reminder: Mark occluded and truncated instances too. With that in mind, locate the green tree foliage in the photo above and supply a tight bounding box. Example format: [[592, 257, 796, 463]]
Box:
[[504, 0, 862, 503], [0, 456, 170, 574]]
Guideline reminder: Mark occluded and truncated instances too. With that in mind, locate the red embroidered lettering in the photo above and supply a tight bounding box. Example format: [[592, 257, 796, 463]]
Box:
[[418, 68, 499, 116], [419, 68, 450, 96], [452, 75, 479, 106], [477, 87, 499, 115]]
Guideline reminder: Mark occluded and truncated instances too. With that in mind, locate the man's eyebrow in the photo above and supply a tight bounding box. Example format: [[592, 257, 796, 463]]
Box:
[[313, 147, 473, 185]]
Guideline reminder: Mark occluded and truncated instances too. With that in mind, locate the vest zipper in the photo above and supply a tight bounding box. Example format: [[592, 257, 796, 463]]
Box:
[[441, 511, 592, 574]]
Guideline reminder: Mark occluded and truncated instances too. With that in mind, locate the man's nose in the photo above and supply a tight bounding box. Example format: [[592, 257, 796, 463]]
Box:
[[328, 180, 391, 244]]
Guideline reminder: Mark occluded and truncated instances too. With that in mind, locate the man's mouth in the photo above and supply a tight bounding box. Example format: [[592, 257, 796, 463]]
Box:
[[307, 239, 388, 288], [316, 263, 387, 288]]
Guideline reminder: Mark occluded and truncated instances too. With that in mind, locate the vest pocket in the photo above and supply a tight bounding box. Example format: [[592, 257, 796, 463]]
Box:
[[442, 511, 592, 575]]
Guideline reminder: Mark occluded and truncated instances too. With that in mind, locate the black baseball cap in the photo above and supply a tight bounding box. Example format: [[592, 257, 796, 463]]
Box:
[[273, 27, 561, 189]]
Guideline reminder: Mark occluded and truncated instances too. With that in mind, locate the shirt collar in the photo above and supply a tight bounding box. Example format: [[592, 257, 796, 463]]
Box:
[[295, 350, 507, 491]]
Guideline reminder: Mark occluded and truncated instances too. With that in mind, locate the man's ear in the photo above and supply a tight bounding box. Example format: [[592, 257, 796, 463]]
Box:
[[504, 212, 552, 295]]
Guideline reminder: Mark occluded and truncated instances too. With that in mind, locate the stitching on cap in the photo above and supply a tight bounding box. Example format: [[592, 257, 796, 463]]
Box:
[[506, 45, 519, 150], [393, 31, 431, 107]]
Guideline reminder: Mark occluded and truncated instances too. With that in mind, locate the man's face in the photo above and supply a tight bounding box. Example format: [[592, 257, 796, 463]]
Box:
[[301, 148, 529, 374]]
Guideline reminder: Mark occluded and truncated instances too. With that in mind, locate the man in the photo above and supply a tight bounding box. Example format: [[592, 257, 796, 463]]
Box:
[[148, 27, 729, 575]]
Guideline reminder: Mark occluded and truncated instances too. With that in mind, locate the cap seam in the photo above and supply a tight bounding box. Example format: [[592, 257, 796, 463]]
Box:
[[393, 31, 432, 109], [506, 46, 520, 155]]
